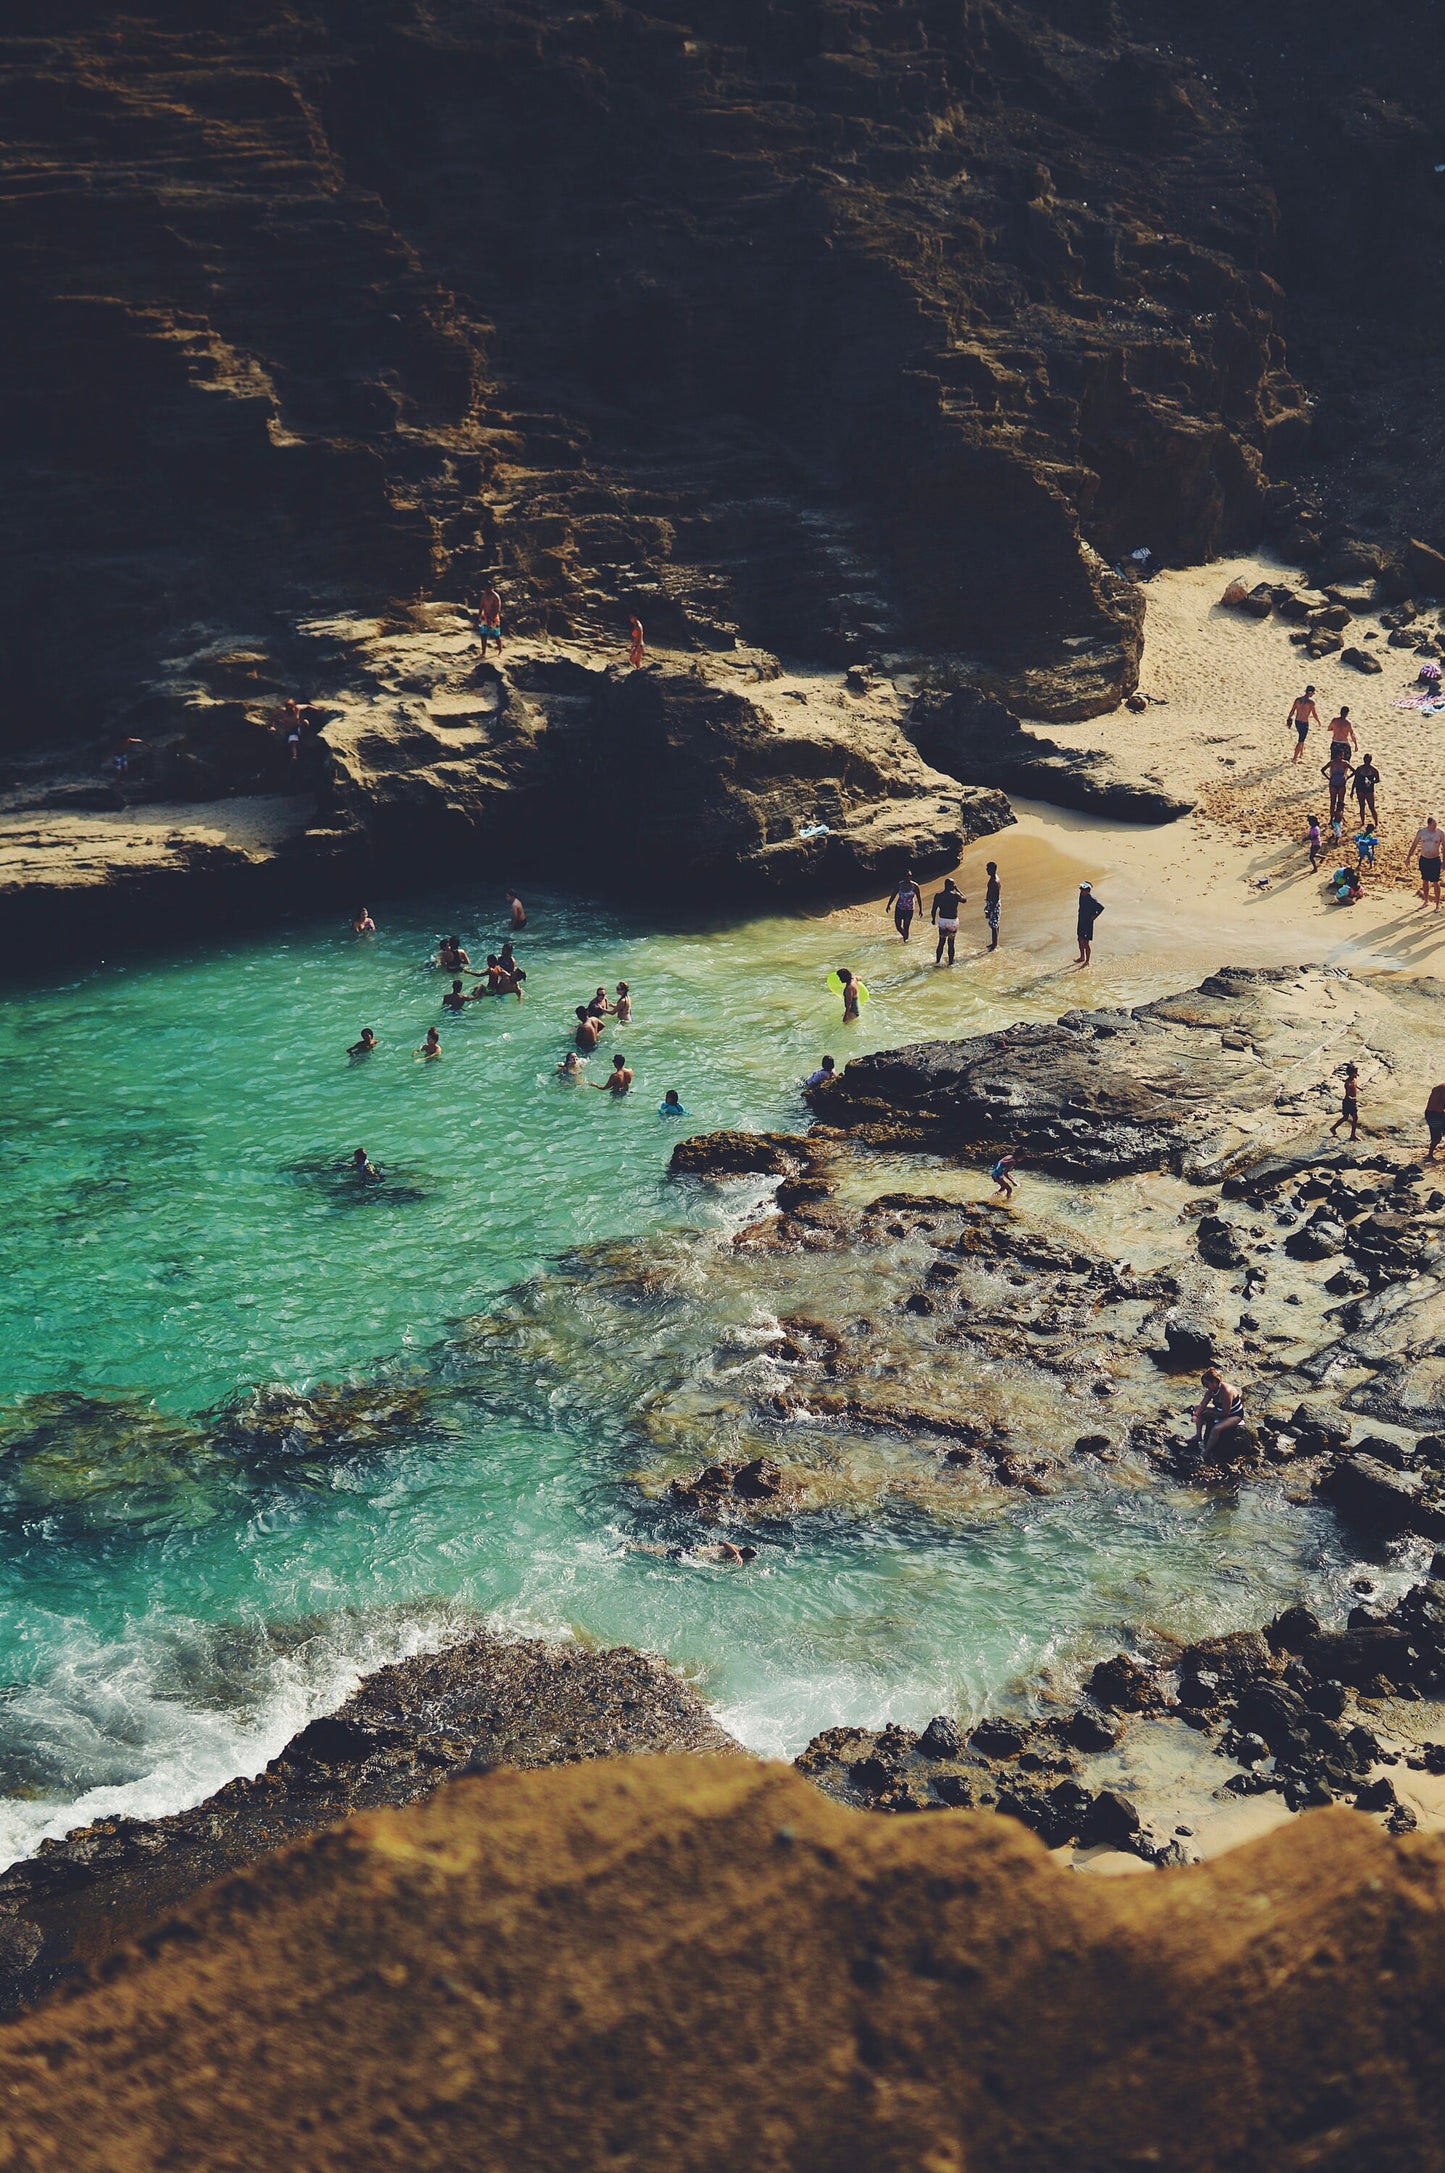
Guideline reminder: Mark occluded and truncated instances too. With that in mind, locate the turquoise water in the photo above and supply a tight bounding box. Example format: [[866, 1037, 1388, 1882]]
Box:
[[0, 885, 1388, 1862]]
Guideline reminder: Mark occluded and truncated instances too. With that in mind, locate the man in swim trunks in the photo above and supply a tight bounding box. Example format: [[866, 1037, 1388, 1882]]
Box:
[[983, 863, 1001, 951], [1426, 1082, 1445, 1162], [1191, 1367, 1245, 1458], [575, 1008, 602, 1051], [886, 871, 923, 941], [478, 584, 502, 654], [931, 879, 964, 965], [1409, 816, 1445, 909], [1288, 686, 1319, 764], [442, 978, 469, 1012], [1327, 704, 1357, 753], [594, 1053, 633, 1094], [1075, 882, 1104, 966], [506, 890, 527, 929], [1330, 1063, 1360, 1140]]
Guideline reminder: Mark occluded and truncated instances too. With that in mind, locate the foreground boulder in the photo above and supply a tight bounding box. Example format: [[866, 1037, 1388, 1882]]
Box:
[[4, 1761, 1445, 2171]]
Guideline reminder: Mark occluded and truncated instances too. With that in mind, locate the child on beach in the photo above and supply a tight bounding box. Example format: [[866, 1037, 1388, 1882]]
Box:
[[1305, 817, 1323, 871], [1354, 824, 1377, 872]]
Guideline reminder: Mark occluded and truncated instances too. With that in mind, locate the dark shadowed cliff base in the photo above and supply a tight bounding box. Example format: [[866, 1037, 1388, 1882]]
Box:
[[4, 1756, 1445, 2172]]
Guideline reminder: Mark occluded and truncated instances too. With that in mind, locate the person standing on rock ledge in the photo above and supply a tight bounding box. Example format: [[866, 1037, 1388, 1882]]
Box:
[[984, 863, 1002, 951], [628, 614, 645, 668], [1075, 882, 1104, 966], [930, 878, 964, 965], [886, 871, 923, 940], [477, 583, 503, 655], [1425, 1082, 1445, 1162], [1330, 1064, 1361, 1142]]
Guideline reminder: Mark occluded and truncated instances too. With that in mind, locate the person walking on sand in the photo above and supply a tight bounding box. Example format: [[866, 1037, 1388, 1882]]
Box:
[[1330, 1063, 1360, 1141], [989, 1152, 1016, 1203], [594, 1053, 634, 1095], [1327, 704, 1358, 754], [1288, 685, 1319, 763], [1352, 754, 1380, 824], [1409, 816, 1445, 910], [983, 862, 1002, 950], [1075, 882, 1104, 966], [628, 614, 645, 669], [1305, 816, 1323, 872], [1426, 1082, 1445, 1162], [931, 878, 964, 965], [886, 871, 923, 941], [478, 583, 503, 655]]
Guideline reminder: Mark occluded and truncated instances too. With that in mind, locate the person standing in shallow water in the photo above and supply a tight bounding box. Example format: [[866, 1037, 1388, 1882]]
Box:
[[594, 1053, 634, 1095], [1075, 882, 1104, 966], [983, 863, 1001, 951], [506, 890, 526, 929], [835, 968, 863, 1024], [886, 871, 923, 941], [930, 878, 964, 965]]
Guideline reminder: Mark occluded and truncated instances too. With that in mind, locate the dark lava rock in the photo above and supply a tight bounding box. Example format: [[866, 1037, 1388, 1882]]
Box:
[[1180, 1630, 1274, 1691], [668, 1457, 783, 1513], [1304, 1626, 1418, 1688], [970, 1716, 1027, 1759], [1061, 1706, 1121, 1754], [1341, 646, 1383, 673], [1196, 1214, 1246, 1268], [1353, 1776, 1398, 1813], [1086, 1789, 1143, 1848], [1086, 1653, 1158, 1713], [1232, 1680, 1310, 1758], [1161, 1317, 1216, 1369], [1266, 1605, 1324, 1655], [1285, 1220, 1346, 1261], [0, 1629, 739, 2020], [917, 1715, 962, 1761], [668, 1131, 800, 1178], [811, 978, 1286, 1174], [1323, 1455, 1445, 1543]]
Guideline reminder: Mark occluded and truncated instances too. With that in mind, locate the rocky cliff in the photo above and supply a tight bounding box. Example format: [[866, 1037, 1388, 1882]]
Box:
[[5, 0, 1441, 793], [3, 1756, 1445, 2171]]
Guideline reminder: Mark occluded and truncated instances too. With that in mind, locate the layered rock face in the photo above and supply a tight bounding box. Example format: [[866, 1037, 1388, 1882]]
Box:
[[0, 0, 1341, 774]]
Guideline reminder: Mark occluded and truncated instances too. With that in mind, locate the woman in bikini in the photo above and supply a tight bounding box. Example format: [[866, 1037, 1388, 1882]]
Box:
[[1191, 1367, 1245, 1458]]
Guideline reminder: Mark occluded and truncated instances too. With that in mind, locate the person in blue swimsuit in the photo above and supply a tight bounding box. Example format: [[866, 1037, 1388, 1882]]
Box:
[[658, 1089, 689, 1116]]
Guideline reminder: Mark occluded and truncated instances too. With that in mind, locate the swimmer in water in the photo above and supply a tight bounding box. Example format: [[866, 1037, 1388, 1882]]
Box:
[[352, 907, 376, 936], [614, 981, 632, 1024], [477, 954, 503, 995], [414, 1026, 443, 1060], [348, 1146, 383, 1185], [436, 935, 471, 974], [835, 967, 862, 1024], [506, 889, 527, 929], [804, 1056, 835, 1089], [575, 1008, 602, 1052], [557, 1050, 586, 1081], [658, 1088, 689, 1116], [498, 967, 527, 1000], [594, 1053, 634, 1094], [498, 939, 518, 975], [442, 978, 469, 1012], [348, 1028, 378, 1058], [587, 985, 615, 1018]]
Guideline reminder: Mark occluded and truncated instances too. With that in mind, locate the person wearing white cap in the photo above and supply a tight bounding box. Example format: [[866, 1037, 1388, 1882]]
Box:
[[1075, 882, 1104, 966]]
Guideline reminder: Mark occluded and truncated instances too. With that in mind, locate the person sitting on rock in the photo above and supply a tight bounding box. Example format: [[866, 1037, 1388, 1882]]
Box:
[[1191, 1367, 1245, 1458]]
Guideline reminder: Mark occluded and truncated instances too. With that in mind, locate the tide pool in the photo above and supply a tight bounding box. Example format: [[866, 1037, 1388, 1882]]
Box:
[[0, 883, 1391, 1863]]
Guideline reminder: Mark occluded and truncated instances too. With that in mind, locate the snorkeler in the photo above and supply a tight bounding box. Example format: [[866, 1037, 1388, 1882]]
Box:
[[414, 1026, 443, 1060], [594, 1053, 633, 1094], [348, 1028, 378, 1058]]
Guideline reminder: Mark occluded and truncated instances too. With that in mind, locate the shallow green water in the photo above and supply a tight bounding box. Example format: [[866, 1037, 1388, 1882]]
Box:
[[0, 888, 1392, 1862]]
